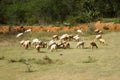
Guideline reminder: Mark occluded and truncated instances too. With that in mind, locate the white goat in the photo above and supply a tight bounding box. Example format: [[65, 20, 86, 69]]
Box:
[[73, 35, 80, 41], [76, 41, 85, 48], [77, 29, 83, 34], [94, 34, 102, 41], [60, 34, 69, 40], [95, 34, 102, 39], [52, 35, 59, 40], [20, 40, 25, 47], [24, 29, 32, 33], [99, 38, 106, 45], [94, 29, 102, 34], [23, 40, 31, 49], [47, 40, 56, 49], [16, 33, 23, 38], [32, 38, 39, 45], [50, 44, 57, 52]]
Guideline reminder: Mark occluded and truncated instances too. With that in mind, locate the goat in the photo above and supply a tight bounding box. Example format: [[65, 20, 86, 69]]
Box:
[[90, 41, 98, 48], [76, 41, 85, 48], [50, 44, 57, 52], [35, 44, 40, 52], [16, 33, 23, 38]]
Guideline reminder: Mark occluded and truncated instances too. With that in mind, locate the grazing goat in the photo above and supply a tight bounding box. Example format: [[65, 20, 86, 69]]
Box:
[[23, 40, 31, 49], [63, 41, 70, 49], [50, 44, 57, 52], [31, 38, 43, 48], [94, 29, 102, 34], [42, 42, 47, 48], [35, 44, 40, 52], [67, 35, 73, 41], [20, 40, 25, 47], [76, 41, 85, 48], [31, 38, 39, 45], [16, 33, 23, 38], [56, 40, 65, 49], [99, 38, 106, 45], [73, 35, 80, 41], [95, 34, 102, 39], [90, 41, 98, 48], [94, 34, 102, 42], [24, 28, 32, 33], [52, 35, 59, 40], [77, 29, 83, 35], [47, 40, 56, 49], [60, 34, 69, 41], [60, 34, 73, 41]]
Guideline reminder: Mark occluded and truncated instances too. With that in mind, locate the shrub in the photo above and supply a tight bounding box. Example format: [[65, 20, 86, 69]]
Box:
[[65, 15, 91, 26], [85, 23, 95, 35], [42, 56, 53, 64], [102, 18, 120, 23], [26, 17, 38, 25], [8, 58, 26, 63], [114, 18, 120, 24]]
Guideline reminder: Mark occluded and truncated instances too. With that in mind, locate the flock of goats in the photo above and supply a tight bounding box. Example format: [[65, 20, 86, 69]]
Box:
[[16, 28, 106, 53]]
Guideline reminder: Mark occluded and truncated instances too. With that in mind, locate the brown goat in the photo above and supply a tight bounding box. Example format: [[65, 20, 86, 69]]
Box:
[[90, 41, 98, 48], [35, 44, 40, 52]]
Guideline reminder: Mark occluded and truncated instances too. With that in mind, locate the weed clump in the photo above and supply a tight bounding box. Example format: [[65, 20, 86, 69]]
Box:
[[0, 56, 5, 60], [43, 56, 53, 64], [82, 56, 97, 63], [23, 61, 34, 72], [8, 58, 27, 63], [18, 58, 27, 63], [33, 56, 63, 65], [8, 59, 18, 63]]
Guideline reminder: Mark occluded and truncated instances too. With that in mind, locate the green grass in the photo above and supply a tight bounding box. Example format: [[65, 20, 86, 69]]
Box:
[[102, 18, 120, 23], [0, 31, 120, 80]]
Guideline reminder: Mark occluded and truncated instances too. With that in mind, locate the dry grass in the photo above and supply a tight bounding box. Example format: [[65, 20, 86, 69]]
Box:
[[0, 31, 120, 80]]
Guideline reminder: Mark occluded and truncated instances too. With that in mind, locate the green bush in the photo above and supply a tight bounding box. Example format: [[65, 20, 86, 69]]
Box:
[[85, 23, 95, 35], [65, 15, 91, 26], [114, 18, 120, 23], [26, 17, 38, 25], [102, 18, 120, 23]]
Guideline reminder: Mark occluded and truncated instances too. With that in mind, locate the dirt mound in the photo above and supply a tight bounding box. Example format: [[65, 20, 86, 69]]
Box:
[[0, 21, 120, 33]]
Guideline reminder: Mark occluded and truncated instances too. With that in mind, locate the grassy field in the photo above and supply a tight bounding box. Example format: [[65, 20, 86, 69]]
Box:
[[0, 31, 120, 80]]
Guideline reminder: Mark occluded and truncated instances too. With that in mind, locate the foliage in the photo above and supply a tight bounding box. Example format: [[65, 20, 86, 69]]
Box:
[[85, 23, 95, 35], [102, 18, 120, 23], [0, 0, 120, 25]]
